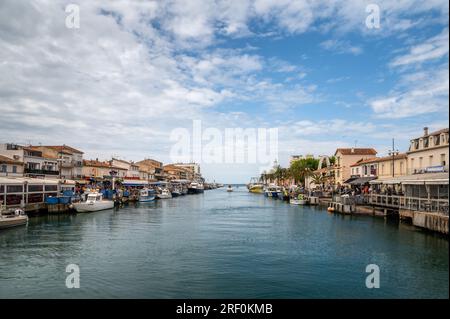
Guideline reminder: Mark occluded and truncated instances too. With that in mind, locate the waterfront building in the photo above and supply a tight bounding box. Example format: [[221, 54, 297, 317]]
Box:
[[0, 176, 59, 208], [0, 144, 59, 179], [163, 164, 192, 180], [333, 148, 377, 185], [350, 153, 408, 181], [0, 155, 24, 177], [82, 159, 119, 180], [136, 159, 164, 181], [406, 127, 449, 174], [29, 145, 83, 179], [173, 163, 201, 180]]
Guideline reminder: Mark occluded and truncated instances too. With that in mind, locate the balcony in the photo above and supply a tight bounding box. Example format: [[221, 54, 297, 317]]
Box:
[[59, 160, 83, 168], [25, 168, 59, 176]]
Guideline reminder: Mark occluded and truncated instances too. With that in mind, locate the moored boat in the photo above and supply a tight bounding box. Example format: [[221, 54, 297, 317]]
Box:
[[138, 188, 156, 202], [0, 208, 28, 229], [290, 194, 308, 205], [188, 181, 205, 194], [157, 188, 172, 199], [226, 185, 233, 192], [72, 192, 114, 213], [264, 185, 281, 198]]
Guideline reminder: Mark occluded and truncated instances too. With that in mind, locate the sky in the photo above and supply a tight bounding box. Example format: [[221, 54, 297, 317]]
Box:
[[0, 0, 449, 183]]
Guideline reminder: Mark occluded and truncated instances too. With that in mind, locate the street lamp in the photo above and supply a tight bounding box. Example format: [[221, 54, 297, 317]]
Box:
[[388, 138, 399, 178]]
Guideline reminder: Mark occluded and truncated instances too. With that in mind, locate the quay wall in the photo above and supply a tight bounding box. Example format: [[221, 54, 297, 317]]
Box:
[[409, 210, 448, 235]]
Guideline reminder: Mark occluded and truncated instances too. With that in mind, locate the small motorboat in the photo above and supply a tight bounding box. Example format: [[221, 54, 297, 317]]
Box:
[[290, 194, 308, 205], [157, 188, 172, 199], [264, 185, 281, 198], [226, 185, 233, 192], [0, 208, 28, 229], [72, 192, 114, 213], [188, 182, 205, 194], [138, 188, 156, 202]]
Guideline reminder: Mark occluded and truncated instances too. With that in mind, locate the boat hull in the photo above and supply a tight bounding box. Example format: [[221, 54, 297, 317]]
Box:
[[249, 186, 264, 193], [157, 194, 172, 199], [73, 201, 114, 213], [0, 216, 28, 229], [188, 188, 204, 194], [139, 196, 156, 202], [290, 199, 307, 205]]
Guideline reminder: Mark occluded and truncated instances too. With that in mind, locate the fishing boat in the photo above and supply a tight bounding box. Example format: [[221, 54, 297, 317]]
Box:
[[0, 208, 28, 230], [290, 194, 308, 205], [247, 177, 264, 194], [72, 192, 114, 213], [157, 188, 172, 199], [188, 181, 204, 194], [138, 188, 156, 202], [226, 185, 233, 192]]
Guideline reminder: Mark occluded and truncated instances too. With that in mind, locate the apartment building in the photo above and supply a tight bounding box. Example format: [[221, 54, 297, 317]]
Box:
[[334, 148, 378, 185], [407, 127, 449, 174]]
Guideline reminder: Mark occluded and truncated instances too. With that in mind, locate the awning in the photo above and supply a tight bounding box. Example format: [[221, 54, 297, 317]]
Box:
[[348, 176, 377, 185], [343, 176, 359, 184], [370, 172, 449, 185], [122, 180, 149, 187]]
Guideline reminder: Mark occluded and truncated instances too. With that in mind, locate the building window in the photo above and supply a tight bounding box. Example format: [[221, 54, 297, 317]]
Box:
[[356, 168, 359, 175], [381, 164, 385, 174], [429, 155, 433, 167], [419, 157, 423, 169], [12, 166, 17, 173], [441, 154, 446, 166], [0, 165, 6, 173]]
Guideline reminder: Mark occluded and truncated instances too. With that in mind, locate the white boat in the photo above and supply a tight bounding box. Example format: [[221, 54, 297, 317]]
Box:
[[157, 188, 172, 199], [226, 185, 233, 192], [188, 182, 204, 194], [72, 192, 114, 213], [0, 208, 28, 229], [264, 185, 281, 198], [290, 194, 308, 205], [139, 188, 156, 202]]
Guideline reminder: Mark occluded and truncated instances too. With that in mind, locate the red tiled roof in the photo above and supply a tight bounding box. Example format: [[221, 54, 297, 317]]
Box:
[[350, 153, 407, 167], [335, 148, 377, 156], [40, 145, 84, 154]]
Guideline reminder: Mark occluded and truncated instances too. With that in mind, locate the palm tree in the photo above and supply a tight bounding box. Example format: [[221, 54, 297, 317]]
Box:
[[309, 173, 325, 188]]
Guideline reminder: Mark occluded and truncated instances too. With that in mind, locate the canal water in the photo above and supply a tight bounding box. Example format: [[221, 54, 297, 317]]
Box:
[[0, 188, 448, 298]]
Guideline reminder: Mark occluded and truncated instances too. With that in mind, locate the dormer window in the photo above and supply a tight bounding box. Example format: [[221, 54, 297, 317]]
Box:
[[423, 138, 428, 148], [434, 135, 440, 146]]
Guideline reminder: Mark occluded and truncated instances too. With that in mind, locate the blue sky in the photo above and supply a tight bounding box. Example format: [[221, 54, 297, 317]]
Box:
[[0, 0, 448, 183]]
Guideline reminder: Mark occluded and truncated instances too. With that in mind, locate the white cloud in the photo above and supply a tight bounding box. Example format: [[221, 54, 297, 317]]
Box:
[[390, 28, 449, 67], [369, 66, 449, 118], [320, 39, 363, 55]]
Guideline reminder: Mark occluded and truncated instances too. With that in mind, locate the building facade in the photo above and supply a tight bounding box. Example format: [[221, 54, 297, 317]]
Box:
[[407, 127, 449, 174], [0, 155, 24, 177], [0, 144, 59, 179], [350, 153, 408, 180], [334, 148, 377, 185], [30, 145, 83, 179]]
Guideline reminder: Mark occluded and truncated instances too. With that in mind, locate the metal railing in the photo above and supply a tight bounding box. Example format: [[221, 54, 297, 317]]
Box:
[[368, 194, 449, 215]]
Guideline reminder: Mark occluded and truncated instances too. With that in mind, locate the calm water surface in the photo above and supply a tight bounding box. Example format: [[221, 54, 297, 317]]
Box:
[[0, 188, 448, 298]]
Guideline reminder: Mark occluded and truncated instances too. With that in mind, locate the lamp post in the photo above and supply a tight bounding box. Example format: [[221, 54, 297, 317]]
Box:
[[388, 138, 399, 178]]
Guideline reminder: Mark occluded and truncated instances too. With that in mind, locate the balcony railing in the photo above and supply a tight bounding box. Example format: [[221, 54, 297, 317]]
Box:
[[368, 194, 449, 215], [25, 168, 59, 176]]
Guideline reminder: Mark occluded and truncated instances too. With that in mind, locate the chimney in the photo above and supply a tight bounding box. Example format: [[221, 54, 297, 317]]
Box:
[[423, 127, 429, 136]]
